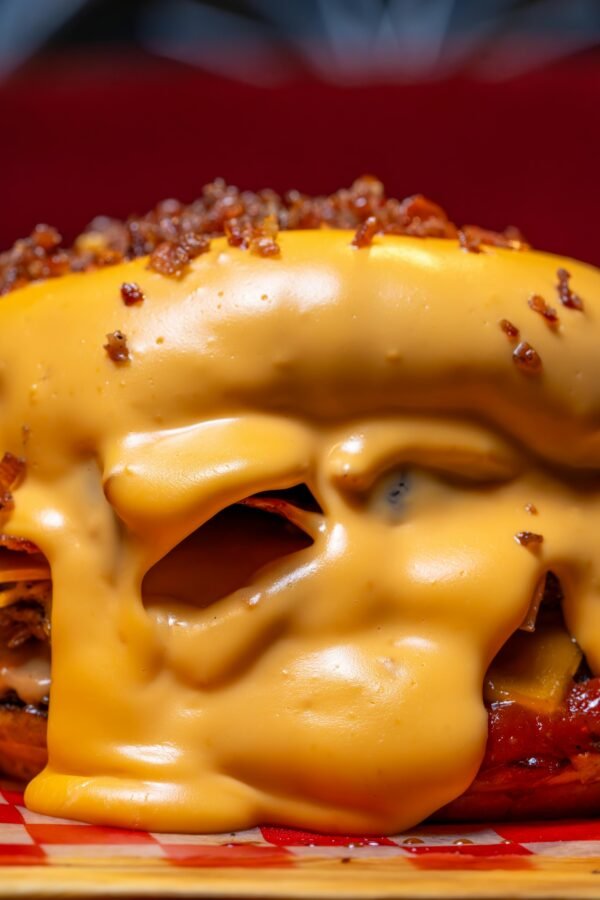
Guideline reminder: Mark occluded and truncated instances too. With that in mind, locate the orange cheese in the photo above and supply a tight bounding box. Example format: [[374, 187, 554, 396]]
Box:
[[0, 231, 597, 832]]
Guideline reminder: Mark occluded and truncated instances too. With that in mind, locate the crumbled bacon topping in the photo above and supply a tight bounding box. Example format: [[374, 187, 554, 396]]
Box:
[[459, 225, 529, 254], [556, 268, 584, 312], [149, 241, 189, 277], [512, 341, 542, 375], [224, 215, 280, 258], [120, 282, 145, 305], [499, 319, 519, 339], [0, 177, 494, 294], [149, 232, 210, 277], [249, 215, 280, 258], [528, 294, 559, 325], [104, 330, 130, 363], [514, 531, 544, 547], [352, 216, 379, 249]]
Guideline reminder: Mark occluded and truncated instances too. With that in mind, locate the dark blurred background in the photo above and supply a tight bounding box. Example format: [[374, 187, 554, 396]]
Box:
[[1, 0, 599, 263]]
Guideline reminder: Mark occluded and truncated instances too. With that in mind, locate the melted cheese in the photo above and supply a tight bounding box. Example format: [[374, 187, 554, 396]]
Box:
[[0, 231, 598, 832]]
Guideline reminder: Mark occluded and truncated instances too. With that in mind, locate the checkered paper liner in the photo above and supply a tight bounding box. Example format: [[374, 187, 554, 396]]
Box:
[[2, 787, 600, 871]]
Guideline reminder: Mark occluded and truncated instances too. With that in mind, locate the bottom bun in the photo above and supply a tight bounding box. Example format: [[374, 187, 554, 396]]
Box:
[[0, 705, 47, 782]]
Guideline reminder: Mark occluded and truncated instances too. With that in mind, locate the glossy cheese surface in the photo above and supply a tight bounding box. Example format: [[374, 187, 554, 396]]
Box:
[[0, 231, 599, 832]]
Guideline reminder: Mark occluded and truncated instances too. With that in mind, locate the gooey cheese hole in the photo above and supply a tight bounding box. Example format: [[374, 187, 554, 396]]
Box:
[[102, 415, 317, 566], [142, 494, 317, 689], [142, 495, 315, 611]]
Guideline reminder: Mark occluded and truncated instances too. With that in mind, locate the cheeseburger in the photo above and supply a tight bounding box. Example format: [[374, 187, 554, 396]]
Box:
[[0, 177, 600, 834]]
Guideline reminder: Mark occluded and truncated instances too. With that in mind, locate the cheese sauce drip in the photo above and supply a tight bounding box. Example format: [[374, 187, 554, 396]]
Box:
[[0, 231, 599, 833]]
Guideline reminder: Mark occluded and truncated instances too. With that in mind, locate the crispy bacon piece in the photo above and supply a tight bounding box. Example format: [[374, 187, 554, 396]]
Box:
[[500, 319, 520, 340], [225, 216, 281, 258], [556, 267, 585, 312], [249, 216, 280, 259], [104, 330, 130, 363], [0, 177, 524, 294], [352, 216, 379, 248], [459, 225, 529, 254], [149, 232, 211, 276], [391, 194, 457, 238], [515, 530, 544, 547], [528, 294, 559, 325], [120, 282, 145, 305], [512, 341, 542, 375]]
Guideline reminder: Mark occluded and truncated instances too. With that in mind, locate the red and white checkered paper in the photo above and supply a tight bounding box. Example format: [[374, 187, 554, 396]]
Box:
[[1, 787, 600, 870]]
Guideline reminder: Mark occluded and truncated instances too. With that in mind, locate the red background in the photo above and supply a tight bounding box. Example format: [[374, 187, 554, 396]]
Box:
[[1, 53, 599, 265]]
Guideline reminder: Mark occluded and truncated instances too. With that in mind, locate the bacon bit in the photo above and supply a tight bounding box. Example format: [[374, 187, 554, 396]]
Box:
[[503, 225, 528, 246], [528, 294, 559, 325], [120, 282, 145, 305], [458, 229, 483, 254], [352, 216, 379, 248], [104, 330, 130, 363], [525, 503, 538, 514], [556, 268, 584, 312], [225, 216, 280, 258], [249, 215, 280, 258], [459, 225, 529, 254], [223, 219, 248, 249], [515, 531, 544, 547], [394, 194, 457, 238], [31, 224, 61, 252], [0, 177, 530, 293], [500, 319, 520, 340], [249, 235, 280, 258], [180, 232, 211, 260], [148, 233, 210, 277], [149, 241, 190, 277], [0, 453, 25, 493], [512, 341, 542, 375]]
